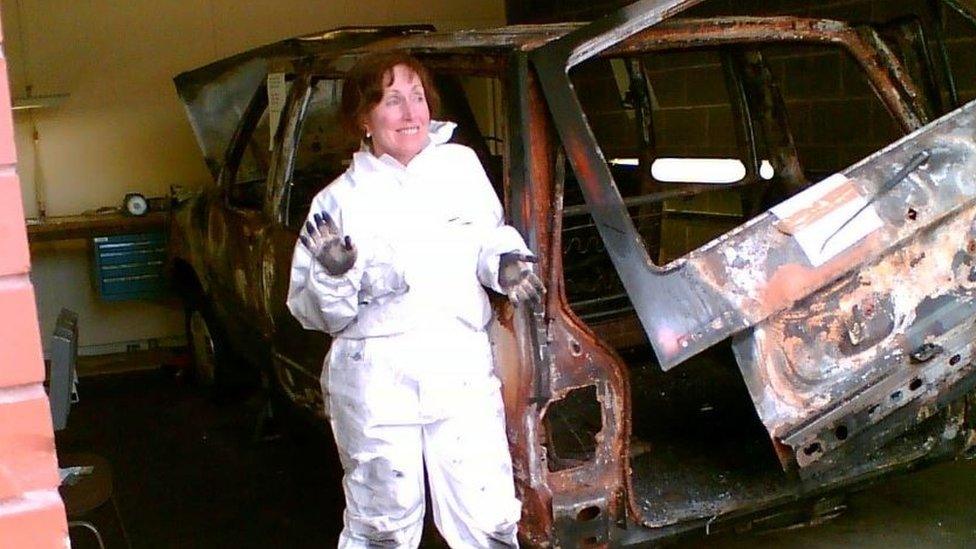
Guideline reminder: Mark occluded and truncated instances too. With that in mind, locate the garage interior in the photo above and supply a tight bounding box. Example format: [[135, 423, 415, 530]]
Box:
[[2, 0, 976, 547]]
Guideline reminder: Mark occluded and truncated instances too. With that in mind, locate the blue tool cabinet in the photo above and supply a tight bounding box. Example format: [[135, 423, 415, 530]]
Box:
[[91, 232, 169, 301]]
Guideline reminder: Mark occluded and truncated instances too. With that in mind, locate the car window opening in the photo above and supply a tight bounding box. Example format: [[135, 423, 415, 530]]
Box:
[[558, 39, 913, 527]]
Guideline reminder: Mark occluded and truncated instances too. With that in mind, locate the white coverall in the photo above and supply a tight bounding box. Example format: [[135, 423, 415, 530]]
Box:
[[287, 121, 528, 548]]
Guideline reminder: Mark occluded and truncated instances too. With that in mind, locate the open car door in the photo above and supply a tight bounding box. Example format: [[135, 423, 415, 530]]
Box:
[[532, 0, 976, 473]]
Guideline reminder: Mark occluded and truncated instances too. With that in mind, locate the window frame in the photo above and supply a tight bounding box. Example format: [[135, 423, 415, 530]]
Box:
[[280, 74, 350, 231], [221, 86, 273, 212], [558, 25, 928, 270]]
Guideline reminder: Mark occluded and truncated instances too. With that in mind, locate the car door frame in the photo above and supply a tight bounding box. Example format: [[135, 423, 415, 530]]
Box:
[[207, 85, 278, 361]]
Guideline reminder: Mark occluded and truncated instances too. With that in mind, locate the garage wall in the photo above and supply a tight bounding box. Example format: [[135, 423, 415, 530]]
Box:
[[3, 0, 506, 353]]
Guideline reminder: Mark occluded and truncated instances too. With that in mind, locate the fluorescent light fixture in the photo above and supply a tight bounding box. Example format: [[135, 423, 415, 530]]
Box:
[[651, 157, 746, 184], [611, 157, 777, 183], [12, 93, 69, 111], [609, 157, 639, 166]]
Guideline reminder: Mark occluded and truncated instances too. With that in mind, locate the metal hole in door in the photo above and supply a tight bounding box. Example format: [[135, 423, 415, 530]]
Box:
[[577, 506, 601, 522]]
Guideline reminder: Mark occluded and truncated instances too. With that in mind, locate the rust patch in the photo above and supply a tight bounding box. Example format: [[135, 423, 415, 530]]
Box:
[[759, 263, 815, 306]]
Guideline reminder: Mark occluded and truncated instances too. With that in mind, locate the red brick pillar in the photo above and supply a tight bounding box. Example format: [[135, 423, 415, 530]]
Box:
[[0, 10, 70, 549]]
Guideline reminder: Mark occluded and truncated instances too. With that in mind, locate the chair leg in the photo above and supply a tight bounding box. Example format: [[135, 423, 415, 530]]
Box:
[[68, 520, 106, 549], [111, 496, 132, 548]]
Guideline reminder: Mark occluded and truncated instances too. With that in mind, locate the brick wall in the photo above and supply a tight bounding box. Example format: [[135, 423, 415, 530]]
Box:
[[0, 9, 70, 548]]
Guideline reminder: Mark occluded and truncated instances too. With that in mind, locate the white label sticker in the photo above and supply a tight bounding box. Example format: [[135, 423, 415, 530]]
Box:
[[267, 72, 286, 150], [770, 173, 883, 267]]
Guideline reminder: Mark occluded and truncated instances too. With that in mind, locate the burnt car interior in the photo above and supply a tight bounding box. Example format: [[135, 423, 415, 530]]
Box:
[[546, 14, 970, 527]]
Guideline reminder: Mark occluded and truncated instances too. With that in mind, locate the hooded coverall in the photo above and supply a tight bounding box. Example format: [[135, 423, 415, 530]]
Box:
[[287, 122, 528, 548]]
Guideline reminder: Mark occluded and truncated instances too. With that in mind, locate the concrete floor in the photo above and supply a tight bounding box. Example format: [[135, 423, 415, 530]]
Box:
[[57, 367, 976, 548], [694, 460, 976, 548]]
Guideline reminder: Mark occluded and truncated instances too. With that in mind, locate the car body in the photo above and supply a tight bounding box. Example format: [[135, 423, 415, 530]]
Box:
[[168, 0, 976, 545]]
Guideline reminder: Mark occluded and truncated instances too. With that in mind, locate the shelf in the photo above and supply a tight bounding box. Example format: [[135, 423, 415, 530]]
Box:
[[26, 211, 169, 243]]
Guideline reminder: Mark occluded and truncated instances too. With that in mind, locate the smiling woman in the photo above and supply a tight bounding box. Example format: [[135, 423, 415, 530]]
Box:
[[363, 65, 432, 165], [340, 52, 441, 166], [285, 51, 542, 548]]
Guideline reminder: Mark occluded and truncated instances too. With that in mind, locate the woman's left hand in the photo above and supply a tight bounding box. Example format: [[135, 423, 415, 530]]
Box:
[[499, 253, 546, 307]]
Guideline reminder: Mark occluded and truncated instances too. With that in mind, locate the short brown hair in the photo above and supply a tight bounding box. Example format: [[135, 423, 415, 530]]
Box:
[[339, 51, 440, 137]]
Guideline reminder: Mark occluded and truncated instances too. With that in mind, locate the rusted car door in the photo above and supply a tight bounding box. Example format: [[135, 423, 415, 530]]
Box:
[[207, 90, 275, 357], [533, 0, 976, 476], [265, 74, 344, 419]]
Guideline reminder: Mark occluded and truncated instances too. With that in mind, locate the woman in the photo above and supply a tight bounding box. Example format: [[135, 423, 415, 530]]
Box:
[[286, 51, 544, 548]]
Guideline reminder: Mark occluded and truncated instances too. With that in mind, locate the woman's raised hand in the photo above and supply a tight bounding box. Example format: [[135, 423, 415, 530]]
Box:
[[299, 211, 358, 276], [498, 253, 546, 308]]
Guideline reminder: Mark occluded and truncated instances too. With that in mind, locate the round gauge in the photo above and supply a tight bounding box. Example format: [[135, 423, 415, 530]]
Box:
[[124, 193, 148, 216]]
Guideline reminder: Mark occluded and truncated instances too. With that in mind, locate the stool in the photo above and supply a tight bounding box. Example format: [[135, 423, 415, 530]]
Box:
[[59, 453, 130, 548]]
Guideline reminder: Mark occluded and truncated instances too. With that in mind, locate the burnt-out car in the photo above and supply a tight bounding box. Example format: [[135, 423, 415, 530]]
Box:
[[168, 0, 976, 545]]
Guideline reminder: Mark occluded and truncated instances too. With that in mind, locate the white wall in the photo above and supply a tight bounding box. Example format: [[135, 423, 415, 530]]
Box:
[[3, 0, 506, 352]]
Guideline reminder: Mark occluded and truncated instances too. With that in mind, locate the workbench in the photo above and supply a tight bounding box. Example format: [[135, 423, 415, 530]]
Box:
[[26, 211, 169, 243]]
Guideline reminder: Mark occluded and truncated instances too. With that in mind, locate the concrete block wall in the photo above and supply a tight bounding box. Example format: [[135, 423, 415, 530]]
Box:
[[696, 0, 976, 107], [642, 50, 740, 160], [766, 45, 903, 175], [571, 60, 638, 159], [0, 8, 69, 548]]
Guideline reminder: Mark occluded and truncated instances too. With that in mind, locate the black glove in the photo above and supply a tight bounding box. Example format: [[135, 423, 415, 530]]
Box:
[[299, 211, 358, 276], [498, 252, 546, 307]]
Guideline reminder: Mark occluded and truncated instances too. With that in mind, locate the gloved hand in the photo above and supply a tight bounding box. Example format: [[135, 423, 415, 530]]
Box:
[[299, 211, 358, 276], [499, 252, 546, 307]]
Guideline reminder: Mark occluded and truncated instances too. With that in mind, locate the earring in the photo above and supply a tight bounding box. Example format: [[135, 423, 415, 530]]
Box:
[[364, 128, 371, 139]]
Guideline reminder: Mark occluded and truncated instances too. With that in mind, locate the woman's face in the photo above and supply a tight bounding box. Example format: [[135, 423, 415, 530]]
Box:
[[364, 64, 431, 166]]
